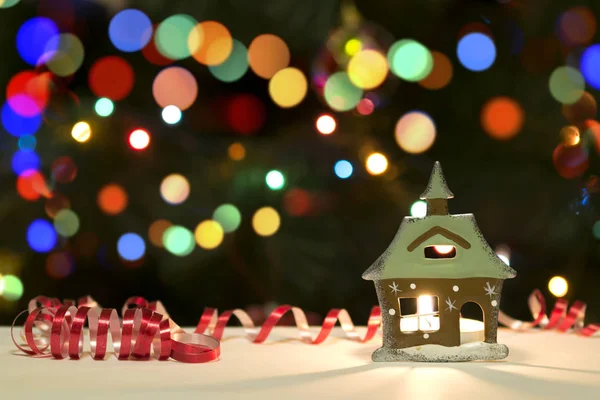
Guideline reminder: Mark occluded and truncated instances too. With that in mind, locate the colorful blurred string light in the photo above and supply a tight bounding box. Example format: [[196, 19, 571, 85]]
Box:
[[160, 174, 190, 205], [457, 33, 496, 72], [419, 51, 453, 90], [95, 98, 114, 117], [334, 160, 353, 179], [266, 170, 285, 190], [252, 207, 281, 237], [553, 143, 588, 179], [556, 7, 597, 46], [226, 94, 266, 135], [155, 14, 197, 60], [2, 101, 43, 136], [142, 25, 174, 66], [97, 183, 128, 215], [213, 204, 242, 233], [189, 21, 233, 66], [153, 66, 198, 110], [109, 9, 153, 52], [560, 126, 580, 146], [162, 105, 182, 125], [345, 38, 362, 56], [7, 71, 51, 117], [269, 67, 308, 108], [18, 135, 36, 151], [12, 150, 40, 175], [324, 72, 363, 111], [562, 92, 597, 124], [194, 220, 224, 250], [592, 221, 600, 239], [394, 111, 436, 154], [248, 34, 290, 79], [0, 0, 20, 8], [51, 156, 77, 183], [163, 225, 195, 256], [53, 209, 79, 237], [283, 188, 312, 217], [45, 252, 73, 279], [481, 97, 524, 140], [128, 129, 150, 150], [27, 219, 57, 253], [549, 66, 585, 104], [580, 45, 600, 90], [347, 49, 388, 89], [17, 170, 47, 201], [548, 276, 568, 297], [365, 153, 388, 175], [17, 17, 58, 66], [356, 99, 374, 115], [42, 33, 85, 77], [316, 114, 336, 135], [0, 275, 23, 301], [410, 200, 427, 218], [208, 39, 249, 82], [148, 219, 172, 248], [228, 142, 246, 161], [388, 39, 433, 81], [45, 193, 70, 218], [89, 56, 135, 101], [71, 121, 92, 143], [117, 233, 146, 261]]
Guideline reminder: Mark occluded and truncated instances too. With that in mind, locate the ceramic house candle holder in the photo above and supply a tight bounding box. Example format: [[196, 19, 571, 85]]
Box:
[[363, 162, 516, 362]]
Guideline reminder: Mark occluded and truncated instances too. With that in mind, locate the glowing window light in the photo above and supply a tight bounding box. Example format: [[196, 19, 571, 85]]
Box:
[[410, 200, 427, 217], [155, 14, 198, 60], [208, 39, 249, 82], [366, 153, 388, 175], [129, 129, 150, 150], [0, 275, 23, 301], [347, 49, 388, 90], [316, 114, 336, 135], [548, 276, 568, 298], [17, 17, 59, 66], [481, 97, 524, 140], [581, 44, 600, 90], [163, 225, 195, 256], [27, 219, 57, 253], [457, 33, 496, 72], [269, 67, 308, 108], [434, 245, 455, 254], [189, 21, 233, 66], [97, 183, 128, 215], [266, 170, 285, 190], [213, 204, 242, 233], [42, 33, 85, 77], [324, 72, 363, 112], [153, 66, 198, 110], [549, 66, 585, 104], [11, 150, 40, 175], [160, 174, 190, 205], [109, 9, 153, 53], [95, 98, 114, 117], [53, 209, 80, 237], [2, 102, 43, 137], [194, 220, 224, 250], [162, 105, 182, 125], [228, 142, 245, 161], [117, 233, 146, 261], [345, 38, 362, 56], [334, 160, 353, 179], [252, 207, 281, 237], [248, 34, 290, 79], [45, 252, 73, 279], [71, 121, 92, 143], [388, 39, 433, 81], [394, 111, 436, 154], [148, 219, 172, 248]]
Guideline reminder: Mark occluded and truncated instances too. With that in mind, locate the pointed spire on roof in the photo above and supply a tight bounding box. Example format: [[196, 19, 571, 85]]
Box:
[[420, 161, 454, 200]]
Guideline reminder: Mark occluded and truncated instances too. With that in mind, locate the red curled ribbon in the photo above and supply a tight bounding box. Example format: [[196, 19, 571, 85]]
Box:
[[11, 295, 382, 363]]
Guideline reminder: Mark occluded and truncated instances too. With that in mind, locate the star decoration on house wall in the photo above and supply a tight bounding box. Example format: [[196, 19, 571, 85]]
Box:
[[389, 281, 401, 295], [484, 282, 497, 298], [445, 297, 457, 312]]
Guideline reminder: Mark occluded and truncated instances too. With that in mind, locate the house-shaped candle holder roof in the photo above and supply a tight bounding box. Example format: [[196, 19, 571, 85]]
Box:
[[363, 162, 516, 362]]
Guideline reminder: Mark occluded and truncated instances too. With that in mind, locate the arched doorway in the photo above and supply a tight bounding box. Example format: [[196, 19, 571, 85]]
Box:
[[460, 301, 485, 344]]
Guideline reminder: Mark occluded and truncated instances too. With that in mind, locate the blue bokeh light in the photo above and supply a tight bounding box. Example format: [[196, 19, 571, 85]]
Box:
[[109, 9, 153, 52], [457, 33, 496, 72], [12, 150, 40, 175], [17, 17, 59, 66], [581, 44, 600, 90], [27, 219, 57, 253], [334, 160, 353, 179], [117, 233, 146, 261], [2, 102, 42, 137], [18, 135, 37, 152]]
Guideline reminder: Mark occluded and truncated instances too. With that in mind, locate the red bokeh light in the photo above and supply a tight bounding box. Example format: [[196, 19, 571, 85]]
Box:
[[17, 170, 49, 201], [142, 26, 174, 66], [553, 143, 589, 179], [89, 56, 135, 101], [226, 94, 266, 135], [6, 71, 51, 117], [284, 188, 313, 217], [51, 156, 77, 184]]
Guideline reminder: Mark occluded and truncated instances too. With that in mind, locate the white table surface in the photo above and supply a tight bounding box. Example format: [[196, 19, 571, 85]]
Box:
[[1, 326, 598, 399]]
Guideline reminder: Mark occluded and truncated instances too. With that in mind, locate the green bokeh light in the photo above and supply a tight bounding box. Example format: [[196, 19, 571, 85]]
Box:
[[95, 97, 114, 117], [266, 170, 285, 190], [593, 221, 600, 239], [388, 39, 433, 82], [155, 14, 197, 60], [163, 225, 195, 256], [549, 66, 585, 105], [208, 39, 249, 83], [0, 0, 21, 9], [324, 72, 363, 112], [213, 204, 242, 233], [410, 200, 427, 217], [1, 275, 23, 301], [53, 209, 80, 237]]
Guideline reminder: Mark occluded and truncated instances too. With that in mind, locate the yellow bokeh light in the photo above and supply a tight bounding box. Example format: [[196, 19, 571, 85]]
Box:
[[366, 152, 388, 175], [345, 38, 362, 56], [347, 49, 389, 90], [228, 142, 246, 161], [316, 114, 336, 135], [548, 276, 568, 297], [394, 111, 436, 154], [268, 67, 308, 108], [160, 174, 190, 205], [194, 220, 224, 250], [71, 121, 91, 143], [252, 207, 281, 237], [0, 273, 4, 295]]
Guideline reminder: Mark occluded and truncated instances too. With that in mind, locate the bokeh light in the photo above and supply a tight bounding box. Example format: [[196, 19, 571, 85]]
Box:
[[316, 114, 336, 135], [18, 135, 36, 151], [153, 66, 198, 110], [89, 56, 135, 101], [248, 34, 290, 79], [43, 33, 85, 77], [45, 251, 73, 279], [324, 72, 363, 111], [117, 233, 146, 261], [0, 0, 20, 9], [0, 275, 23, 301], [109, 9, 152, 52], [269, 67, 308, 108], [580, 44, 600, 90], [2, 101, 43, 137], [53, 209, 80, 237], [593, 221, 600, 239], [213, 204, 242, 233], [189, 21, 233, 66], [194, 220, 224, 250], [410, 200, 427, 217], [226, 94, 266, 135], [160, 174, 190, 205], [97, 184, 128, 215], [51, 156, 77, 184], [419, 51, 453, 90], [266, 170, 285, 190], [457, 33, 496, 72], [12, 150, 40, 175], [356, 98, 374, 115], [394, 111, 436, 154], [71, 121, 92, 143], [163, 225, 195, 256], [560, 126, 580, 146], [45, 193, 70, 218], [347, 49, 388, 89], [155, 14, 197, 60], [557, 7, 597, 46], [549, 66, 585, 104], [129, 129, 150, 150], [548, 276, 568, 298], [228, 142, 246, 161], [345, 38, 362, 56], [553, 143, 588, 179], [388, 39, 433, 81], [95, 98, 114, 117], [252, 207, 281, 237], [142, 25, 174, 66], [148, 219, 172, 248], [17, 170, 47, 201], [562, 92, 597, 124], [7, 71, 51, 117], [481, 97, 524, 140], [162, 105, 182, 125], [366, 153, 388, 175], [334, 160, 353, 179], [27, 219, 57, 253], [208, 39, 249, 82], [17, 17, 58, 66]]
